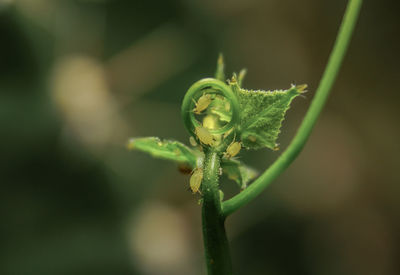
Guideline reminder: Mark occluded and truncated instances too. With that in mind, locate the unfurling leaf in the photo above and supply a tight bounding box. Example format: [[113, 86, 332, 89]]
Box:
[[127, 137, 197, 167]]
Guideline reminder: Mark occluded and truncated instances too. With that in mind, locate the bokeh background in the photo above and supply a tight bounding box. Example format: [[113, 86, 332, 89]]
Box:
[[1, 0, 399, 274]]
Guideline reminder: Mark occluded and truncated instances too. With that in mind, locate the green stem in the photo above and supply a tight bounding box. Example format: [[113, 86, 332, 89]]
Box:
[[222, 0, 363, 217], [201, 149, 232, 274]]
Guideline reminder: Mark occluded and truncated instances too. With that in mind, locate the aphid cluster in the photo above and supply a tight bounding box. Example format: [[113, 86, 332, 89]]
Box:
[[187, 89, 243, 197]]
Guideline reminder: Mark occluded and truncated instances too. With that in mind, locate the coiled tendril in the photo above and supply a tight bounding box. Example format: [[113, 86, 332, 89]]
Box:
[[181, 78, 240, 142]]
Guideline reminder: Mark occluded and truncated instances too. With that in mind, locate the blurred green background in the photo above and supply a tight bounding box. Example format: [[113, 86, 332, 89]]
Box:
[[1, 0, 399, 274]]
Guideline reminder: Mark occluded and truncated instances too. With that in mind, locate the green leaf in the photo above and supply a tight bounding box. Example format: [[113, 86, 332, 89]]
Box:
[[221, 159, 258, 189], [127, 137, 197, 167], [231, 82, 304, 150]]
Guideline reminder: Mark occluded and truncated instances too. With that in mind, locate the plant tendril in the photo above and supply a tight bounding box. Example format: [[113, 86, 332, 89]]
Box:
[[181, 78, 240, 139]]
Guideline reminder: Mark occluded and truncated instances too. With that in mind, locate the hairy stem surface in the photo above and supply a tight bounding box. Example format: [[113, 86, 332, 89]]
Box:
[[201, 149, 232, 274], [222, 0, 363, 217]]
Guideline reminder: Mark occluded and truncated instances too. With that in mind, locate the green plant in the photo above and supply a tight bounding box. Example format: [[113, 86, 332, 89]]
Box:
[[128, 0, 362, 274]]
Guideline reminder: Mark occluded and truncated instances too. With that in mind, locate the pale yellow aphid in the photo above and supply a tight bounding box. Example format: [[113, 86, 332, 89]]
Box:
[[193, 93, 213, 114], [189, 136, 197, 147], [195, 126, 214, 146], [248, 135, 257, 142], [224, 141, 241, 158], [190, 168, 203, 194], [203, 115, 217, 130], [295, 84, 308, 92]]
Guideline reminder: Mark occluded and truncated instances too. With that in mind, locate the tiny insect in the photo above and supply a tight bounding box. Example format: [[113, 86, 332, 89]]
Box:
[[203, 115, 217, 130], [189, 136, 197, 147], [248, 135, 257, 142], [190, 168, 203, 194], [296, 84, 308, 92], [224, 140, 241, 158], [195, 126, 215, 146], [193, 93, 213, 114]]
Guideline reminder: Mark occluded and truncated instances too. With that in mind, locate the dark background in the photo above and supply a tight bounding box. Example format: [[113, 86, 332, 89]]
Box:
[[1, 0, 399, 274]]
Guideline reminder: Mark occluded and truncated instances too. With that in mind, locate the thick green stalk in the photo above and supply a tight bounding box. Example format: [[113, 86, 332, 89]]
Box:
[[201, 149, 232, 274], [222, 0, 363, 217]]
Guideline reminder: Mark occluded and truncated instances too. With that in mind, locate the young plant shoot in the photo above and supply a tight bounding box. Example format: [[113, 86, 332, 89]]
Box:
[[127, 0, 362, 273]]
